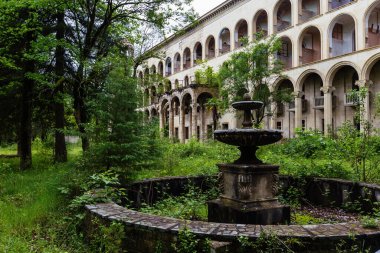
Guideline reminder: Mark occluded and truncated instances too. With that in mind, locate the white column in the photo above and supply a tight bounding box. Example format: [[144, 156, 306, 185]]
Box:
[[294, 91, 303, 129], [230, 29, 235, 51], [169, 105, 174, 139], [159, 109, 164, 138], [180, 106, 186, 143], [191, 103, 198, 139], [322, 86, 335, 136]]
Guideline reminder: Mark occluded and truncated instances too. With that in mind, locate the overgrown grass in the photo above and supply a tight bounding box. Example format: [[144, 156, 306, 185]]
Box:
[[127, 138, 238, 181], [0, 143, 90, 253]]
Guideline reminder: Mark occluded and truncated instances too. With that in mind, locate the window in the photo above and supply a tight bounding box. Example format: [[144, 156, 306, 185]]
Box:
[[185, 127, 189, 139], [332, 24, 343, 40], [276, 121, 282, 130], [222, 123, 229, 130], [302, 120, 306, 130], [197, 126, 200, 140]]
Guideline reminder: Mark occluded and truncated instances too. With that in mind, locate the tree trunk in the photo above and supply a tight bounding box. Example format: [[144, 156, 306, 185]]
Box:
[[73, 81, 89, 152], [54, 11, 67, 162], [19, 66, 34, 170]]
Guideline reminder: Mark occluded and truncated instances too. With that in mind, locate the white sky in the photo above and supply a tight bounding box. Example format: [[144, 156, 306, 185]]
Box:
[[192, 0, 226, 16]]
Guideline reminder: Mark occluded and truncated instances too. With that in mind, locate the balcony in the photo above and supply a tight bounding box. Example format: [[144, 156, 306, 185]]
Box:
[[299, 9, 316, 23], [277, 20, 291, 32], [314, 96, 324, 109], [314, 96, 337, 109], [288, 99, 308, 112], [219, 45, 231, 55], [300, 48, 319, 65], [206, 50, 215, 59], [278, 55, 292, 69], [344, 93, 359, 107]]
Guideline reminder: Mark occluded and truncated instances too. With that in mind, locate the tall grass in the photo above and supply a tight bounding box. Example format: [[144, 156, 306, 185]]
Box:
[[0, 143, 89, 253]]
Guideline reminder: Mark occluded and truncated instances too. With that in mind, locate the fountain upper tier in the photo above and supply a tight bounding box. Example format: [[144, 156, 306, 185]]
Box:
[[214, 94, 282, 149], [214, 129, 282, 147]]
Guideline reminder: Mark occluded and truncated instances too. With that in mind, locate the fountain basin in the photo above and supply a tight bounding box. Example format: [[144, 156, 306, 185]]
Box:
[[214, 129, 282, 147], [231, 100, 264, 111]]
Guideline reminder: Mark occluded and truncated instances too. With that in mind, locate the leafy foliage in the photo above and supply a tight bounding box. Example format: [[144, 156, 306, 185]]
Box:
[[215, 35, 292, 126]]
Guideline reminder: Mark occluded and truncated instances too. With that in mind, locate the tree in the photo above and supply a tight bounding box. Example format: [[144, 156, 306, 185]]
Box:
[[86, 54, 158, 170], [217, 35, 293, 127], [0, 0, 46, 169]]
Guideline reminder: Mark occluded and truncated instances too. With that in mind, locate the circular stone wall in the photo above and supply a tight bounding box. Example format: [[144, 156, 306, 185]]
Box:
[[85, 176, 380, 253]]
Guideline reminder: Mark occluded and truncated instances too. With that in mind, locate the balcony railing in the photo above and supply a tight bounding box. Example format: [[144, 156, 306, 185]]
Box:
[[299, 9, 316, 23], [183, 62, 191, 70], [277, 20, 291, 32], [300, 48, 319, 65], [278, 55, 292, 69], [344, 93, 359, 106], [206, 50, 215, 59], [314, 96, 324, 109], [288, 99, 307, 112], [219, 45, 231, 55]]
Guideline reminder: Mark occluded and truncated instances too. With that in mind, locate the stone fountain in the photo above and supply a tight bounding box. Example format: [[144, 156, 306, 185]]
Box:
[[208, 94, 290, 225]]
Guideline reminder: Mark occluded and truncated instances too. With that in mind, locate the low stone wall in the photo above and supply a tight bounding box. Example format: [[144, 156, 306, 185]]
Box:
[[85, 176, 380, 253]]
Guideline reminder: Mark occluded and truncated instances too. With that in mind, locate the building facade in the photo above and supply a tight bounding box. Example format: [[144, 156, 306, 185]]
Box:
[[137, 0, 380, 142]]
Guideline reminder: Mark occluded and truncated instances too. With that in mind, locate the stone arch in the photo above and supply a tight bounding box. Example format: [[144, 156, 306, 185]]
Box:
[[205, 35, 216, 59], [165, 80, 172, 92], [183, 47, 191, 70], [151, 108, 158, 117], [234, 19, 248, 48], [193, 42, 202, 64], [158, 61, 164, 76], [296, 69, 325, 91], [171, 96, 181, 116], [272, 76, 296, 92], [219, 28, 231, 54], [184, 75, 190, 87], [274, 0, 292, 32], [144, 68, 150, 84], [328, 13, 357, 57], [138, 71, 143, 85], [150, 65, 156, 75], [298, 25, 322, 65], [144, 88, 150, 106], [253, 9, 269, 37], [144, 109, 150, 120], [364, 1, 380, 48], [173, 53, 181, 73], [278, 36, 293, 69], [325, 61, 360, 87], [174, 79, 180, 89], [181, 91, 194, 105], [362, 52, 380, 80], [165, 57, 172, 76]]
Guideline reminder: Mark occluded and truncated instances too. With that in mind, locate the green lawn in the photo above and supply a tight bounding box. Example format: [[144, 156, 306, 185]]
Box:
[[0, 145, 89, 253]]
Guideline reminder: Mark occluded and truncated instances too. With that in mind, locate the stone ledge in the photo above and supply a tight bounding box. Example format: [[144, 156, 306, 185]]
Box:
[[86, 202, 380, 241]]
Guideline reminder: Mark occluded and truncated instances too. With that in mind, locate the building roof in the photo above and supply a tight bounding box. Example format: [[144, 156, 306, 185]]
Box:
[[147, 0, 245, 54]]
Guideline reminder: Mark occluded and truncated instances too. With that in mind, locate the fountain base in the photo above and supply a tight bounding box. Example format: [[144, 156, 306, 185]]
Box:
[[208, 163, 290, 225], [208, 199, 290, 225]]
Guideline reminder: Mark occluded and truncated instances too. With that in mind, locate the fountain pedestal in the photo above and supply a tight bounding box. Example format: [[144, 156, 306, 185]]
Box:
[[208, 164, 290, 225], [207, 95, 290, 225]]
